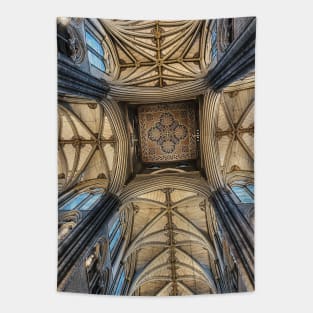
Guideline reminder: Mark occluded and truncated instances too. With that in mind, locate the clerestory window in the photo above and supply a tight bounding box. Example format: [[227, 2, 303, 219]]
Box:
[[85, 31, 106, 72], [109, 217, 122, 257], [231, 185, 254, 204], [59, 191, 103, 211]]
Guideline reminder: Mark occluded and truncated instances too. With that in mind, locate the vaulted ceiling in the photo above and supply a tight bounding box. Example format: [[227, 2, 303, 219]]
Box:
[[100, 20, 211, 87], [215, 74, 255, 183], [57, 17, 255, 296], [58, 101, 116, 192], [122, 188, 218, 296]]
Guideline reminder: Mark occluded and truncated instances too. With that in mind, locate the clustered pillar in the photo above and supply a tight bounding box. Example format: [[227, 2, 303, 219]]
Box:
[[58, 193, 120, 289]]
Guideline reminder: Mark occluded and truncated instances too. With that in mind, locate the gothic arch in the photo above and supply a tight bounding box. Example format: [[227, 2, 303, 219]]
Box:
[[120, 174, 211, 202], [100, 97, 129, 194], [58, 97, 129, 195], [118, 175, 225, 295]]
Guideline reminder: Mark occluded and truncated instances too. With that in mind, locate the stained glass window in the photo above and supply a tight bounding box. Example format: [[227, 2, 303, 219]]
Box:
[[109, 218, 120, 237], [60, 192, 103, 211], [60, 193, 89, 211], [86, 32, 104, 56], [109, 227, 121, 253], [211, 22, 218, 59], [114, 270, 125, 295], [232, 186, 254, 204], [85, 31, 106, 72], [87, 51, 105, 72], [247, 184, 254, 195], [109, 216, 122, 258], [79, 193, 102, 211]]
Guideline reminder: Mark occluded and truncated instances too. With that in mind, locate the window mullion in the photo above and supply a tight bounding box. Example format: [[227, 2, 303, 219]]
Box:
[[244, 186, 254, 199], [75, 193, 93, 210]]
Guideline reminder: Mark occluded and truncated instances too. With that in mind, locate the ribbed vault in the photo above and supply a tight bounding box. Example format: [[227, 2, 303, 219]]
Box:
[[100, 20, 212, 88], [58, 98, 129, 194], [216, 74, 254, 182], [200, 73, 255, 189], [120, 175, 222, 296]]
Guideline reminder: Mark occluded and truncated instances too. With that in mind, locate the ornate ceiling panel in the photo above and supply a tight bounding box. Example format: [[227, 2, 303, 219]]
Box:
[[123, 188, 217, 296], [101, 20, 211, 87], [138, 102, 197, 163]]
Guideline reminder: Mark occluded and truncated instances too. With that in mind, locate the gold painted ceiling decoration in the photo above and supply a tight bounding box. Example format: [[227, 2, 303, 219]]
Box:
[[101, 20, 211, 87], [58, 102, 116, 192], [122, 188, 218, 296], [138, 102, 197, 163], [216, 77, 254, 181]]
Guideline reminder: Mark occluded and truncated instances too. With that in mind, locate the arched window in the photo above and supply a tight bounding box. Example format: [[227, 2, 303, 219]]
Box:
[[231, 185, 254, 204], [59, 190, 103, 211], [109, 217, 122, 257], [85, 31, 106, 72], [79, 193, 102, 211], [211, 21, 218, 59], [246, 184, 254, 195], [60, 192, 89, 211], [114, 269, 125, 295]]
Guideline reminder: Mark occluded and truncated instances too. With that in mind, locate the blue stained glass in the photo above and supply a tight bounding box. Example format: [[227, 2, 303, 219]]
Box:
[[109, 227, 121, 253], [232, 186, 254, 204], [86, 32, 104, 56], [109, 218, 120, 237], [115, 270, 125, 295], [79, 193, 102, 211], [60, 193, 89, 211], [247, 184, 254, 195], [212, 46, 217, 58], [211, 22, 217, 59], [87, 51, 105, 72], [211, 30, 217, 41]]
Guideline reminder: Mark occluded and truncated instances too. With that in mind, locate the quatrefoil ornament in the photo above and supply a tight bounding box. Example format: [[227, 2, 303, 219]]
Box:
[[148, 113, 188, 154]]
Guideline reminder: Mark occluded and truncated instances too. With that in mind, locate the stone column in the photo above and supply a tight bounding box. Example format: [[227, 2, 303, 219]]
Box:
[[200, 89, 224, 188], [207, 17, 256, 91], [211, 188, 254, 291], [58, 193, 120, 286], [201, 89, 254, 291]]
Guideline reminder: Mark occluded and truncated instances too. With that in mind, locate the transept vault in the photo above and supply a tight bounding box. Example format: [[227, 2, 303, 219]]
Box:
[[57, 17, 255, 295]]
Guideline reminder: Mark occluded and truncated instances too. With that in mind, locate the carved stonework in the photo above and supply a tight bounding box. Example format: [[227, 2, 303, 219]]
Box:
[[138, 103, 197, 162], [230, 165, 241, 172], [67, 24, 86, 64], [88, 103, 98, 109], [58, 173, 65, 179], [148, 113, 188, 154], [133, 205, 140, 214], [59, 209, 82, 224], [199, 200, 206, 211], [72, 18, 83, 26], [229, 90, 238, 98], [58, 210, 82, 241]]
